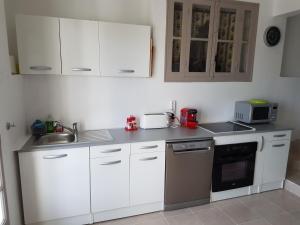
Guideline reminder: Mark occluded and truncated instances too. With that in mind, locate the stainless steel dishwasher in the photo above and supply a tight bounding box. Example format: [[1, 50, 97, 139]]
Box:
[[164, 138, 214, 210]]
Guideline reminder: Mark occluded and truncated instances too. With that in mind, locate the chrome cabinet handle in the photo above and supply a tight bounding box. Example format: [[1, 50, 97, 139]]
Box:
[[30, 66, 52, 71], [101, 148, 121, 153], [119, 69, 135, 73], [100, 160, 121, 165], [140, 145, 159, 150], [273, 144, 286, 148], [274, 134, 287, 138], [140, 156, 158, 161], [71, 68, 92, 72], [260, 136, 265, 152], [43, 154, 68, 159]]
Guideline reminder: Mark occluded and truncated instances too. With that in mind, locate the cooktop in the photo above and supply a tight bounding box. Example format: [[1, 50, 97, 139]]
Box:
[[199, 122, 255, 134]]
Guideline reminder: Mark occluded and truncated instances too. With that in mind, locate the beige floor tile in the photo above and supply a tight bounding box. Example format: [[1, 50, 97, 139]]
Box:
[[135, 217, 168, 225], [165, 213, 204, 225], [194, 207, 235, 225], [217, 200, 262, 224], [189, 203, 216, 213], [239, 194, 287, 217], [264, 212, 299, 225], [238, 218, 271, 225], [133, 212, 163, 222], [211, 197, 241, 208], [161, 207, 193, 219], [291, 210, 300, 220]]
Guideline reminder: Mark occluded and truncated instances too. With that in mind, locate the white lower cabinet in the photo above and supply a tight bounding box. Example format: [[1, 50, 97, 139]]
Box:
[[130, 152, 165, 206], [262, 140, 291, 185], [19, 148, 90, 225], [254, 131, 292, 192], [91, 156, 130, 212], [90, 141, 165, 223]]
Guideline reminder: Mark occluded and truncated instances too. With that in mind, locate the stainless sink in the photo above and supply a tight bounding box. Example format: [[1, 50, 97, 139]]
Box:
[[35, 133, 75, 146]]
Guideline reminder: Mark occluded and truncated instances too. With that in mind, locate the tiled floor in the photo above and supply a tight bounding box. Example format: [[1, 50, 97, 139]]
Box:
[[95, 190, 300, 225]]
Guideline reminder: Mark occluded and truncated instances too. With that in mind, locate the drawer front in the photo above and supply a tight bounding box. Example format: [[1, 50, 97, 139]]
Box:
[[131, 141, 165, 154], [90, 144, 130, 159], [264, 130, 291, 142]]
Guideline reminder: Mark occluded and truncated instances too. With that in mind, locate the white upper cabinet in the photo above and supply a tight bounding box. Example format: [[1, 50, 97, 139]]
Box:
[[99, 22, 151, 77], [60, 18, 100, 76], [16, 15, 61, 75]]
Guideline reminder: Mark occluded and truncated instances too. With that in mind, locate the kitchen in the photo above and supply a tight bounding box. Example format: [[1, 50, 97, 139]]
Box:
[[1, 0, 300, 225]]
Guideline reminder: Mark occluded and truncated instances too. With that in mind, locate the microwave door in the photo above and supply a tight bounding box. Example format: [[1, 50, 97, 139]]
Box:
[[251, 106, 270, 123]]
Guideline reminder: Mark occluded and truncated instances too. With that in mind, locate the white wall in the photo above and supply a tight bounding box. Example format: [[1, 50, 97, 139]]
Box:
[[0, 0, 27, 225], [273, 0, 300, 17], [5, 0, 300, 139]]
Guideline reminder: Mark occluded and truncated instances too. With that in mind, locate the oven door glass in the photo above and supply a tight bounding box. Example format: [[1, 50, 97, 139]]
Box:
[[252, 107, 269, 121], [212, 157, 255, 192], [221, 161, 248, 183]]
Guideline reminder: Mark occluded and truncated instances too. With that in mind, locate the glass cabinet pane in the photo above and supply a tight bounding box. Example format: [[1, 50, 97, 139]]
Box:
[[172, 2, 183, 72], [218, 8, 236, 41], [189, 41, 208, 72], [239, 43, 248, 72], [216, 42, 233, 72], [173, 3, 183, 37], [191, 5, 210, 39], [172, 39, 181, 72], [215, 8, 236, 73], [242, 11, 251, 42]]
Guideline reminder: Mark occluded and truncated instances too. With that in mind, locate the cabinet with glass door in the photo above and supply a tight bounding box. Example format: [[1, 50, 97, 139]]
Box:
[[165, 0, 259, 82]]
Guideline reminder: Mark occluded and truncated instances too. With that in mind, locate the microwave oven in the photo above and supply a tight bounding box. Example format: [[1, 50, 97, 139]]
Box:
[[234, 101, 278, 124]]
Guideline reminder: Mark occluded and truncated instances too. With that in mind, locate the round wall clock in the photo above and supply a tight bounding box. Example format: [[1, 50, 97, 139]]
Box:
[[264, 26, 281, 47]]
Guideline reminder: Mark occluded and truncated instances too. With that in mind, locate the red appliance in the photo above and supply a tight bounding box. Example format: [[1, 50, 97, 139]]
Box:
[[180, 108, 198, 129], [125, 115, 138, 131]]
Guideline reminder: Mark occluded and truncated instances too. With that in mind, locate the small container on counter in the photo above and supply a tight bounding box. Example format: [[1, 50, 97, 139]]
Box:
[[125, 115, 138, 131]]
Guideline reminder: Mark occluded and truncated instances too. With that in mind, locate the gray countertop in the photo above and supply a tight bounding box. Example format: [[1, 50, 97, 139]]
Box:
[[18, 123, 292, 153]]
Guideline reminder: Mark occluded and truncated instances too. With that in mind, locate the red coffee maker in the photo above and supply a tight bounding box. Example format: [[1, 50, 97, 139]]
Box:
[[180, 108, 198, 129]]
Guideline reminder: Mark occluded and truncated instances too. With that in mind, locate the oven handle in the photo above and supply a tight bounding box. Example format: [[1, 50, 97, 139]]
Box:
[[173, 147, 212, 155]]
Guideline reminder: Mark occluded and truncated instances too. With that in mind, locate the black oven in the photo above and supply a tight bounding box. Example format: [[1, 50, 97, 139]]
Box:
[[212, 142, 257, 192]]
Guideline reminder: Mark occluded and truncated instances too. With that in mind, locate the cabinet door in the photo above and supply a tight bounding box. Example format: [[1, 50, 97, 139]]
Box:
[[211, 1, 258, 81], [60, 18, 100, 76], [262, 140, 291, 184], [130, 152, 165, 206], [165, 0, 188, 81], [234, 3, 259, 80], [19, 148, 90, 224], [99, 22, 151, 77], [16, 15, 61, 75], [185, 0, 216, 81], [91, 156, 130, 212]]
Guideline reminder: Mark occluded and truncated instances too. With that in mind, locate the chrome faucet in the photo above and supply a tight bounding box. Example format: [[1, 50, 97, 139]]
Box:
[[54, 121, 79, 142]]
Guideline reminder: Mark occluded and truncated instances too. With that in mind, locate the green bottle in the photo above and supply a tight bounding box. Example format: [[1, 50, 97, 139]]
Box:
[[45, 115, 54, 133]]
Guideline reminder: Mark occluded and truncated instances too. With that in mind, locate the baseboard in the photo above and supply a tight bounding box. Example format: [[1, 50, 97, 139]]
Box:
[[285, 179, 300, 197], [93, 202, 164, 223], [28, 214, 93, 225]]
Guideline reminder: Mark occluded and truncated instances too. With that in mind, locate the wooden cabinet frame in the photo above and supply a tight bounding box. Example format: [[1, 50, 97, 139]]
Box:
[[165, 0, 259, 82]]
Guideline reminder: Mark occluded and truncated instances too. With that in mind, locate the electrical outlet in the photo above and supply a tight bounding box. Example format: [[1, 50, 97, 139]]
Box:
[[169, 100, 176, 114]]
